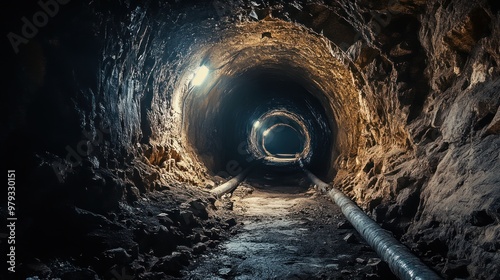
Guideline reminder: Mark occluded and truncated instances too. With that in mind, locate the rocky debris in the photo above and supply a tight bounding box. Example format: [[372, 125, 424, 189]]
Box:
[[59, 268, 99, 280], [341, 269, 352, 275], [156, 213, 174, 226], [152, 252, 186, 275], [180, 210, 196, 226], [365, 273, 381, 280], [218, 267, 232, 276], [19, 261, 52, 279], [216, 196, 234, 211], [16, 182, 237, 280], [366, 258, 381, 267], [192, 242, 207, 254], [102, 248, 133, 265], [204, 180, 216, 189], [364, 258, 397, 280], [337, 219, 354, 229], [224, 218, 237, 228], [356, 258, 366, 264], [442, 260, 470, 279], [344, 233, 359, 244], [213, 176, 227, 185], [233, 184, 255, 198], [185, 199, 209, 220]]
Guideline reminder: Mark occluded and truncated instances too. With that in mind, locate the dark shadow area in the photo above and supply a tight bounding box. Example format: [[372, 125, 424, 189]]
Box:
[[245, 164, 310, 192]]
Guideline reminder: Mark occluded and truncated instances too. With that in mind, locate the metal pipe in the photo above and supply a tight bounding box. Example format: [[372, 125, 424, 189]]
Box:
[[304, 169, 441, 280], [210, 166, 253, 198]]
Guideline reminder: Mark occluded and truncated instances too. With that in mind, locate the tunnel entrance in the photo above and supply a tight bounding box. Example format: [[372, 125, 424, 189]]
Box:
[[263, 124, 304, 158], [183, 66, 337, 179]]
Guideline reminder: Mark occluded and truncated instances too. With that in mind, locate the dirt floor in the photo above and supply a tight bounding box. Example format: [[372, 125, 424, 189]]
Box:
[[183, 173, 398, 280]]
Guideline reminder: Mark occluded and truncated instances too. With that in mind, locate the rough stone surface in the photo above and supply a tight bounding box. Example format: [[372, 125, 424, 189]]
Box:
[[4, 0, 499, 279]]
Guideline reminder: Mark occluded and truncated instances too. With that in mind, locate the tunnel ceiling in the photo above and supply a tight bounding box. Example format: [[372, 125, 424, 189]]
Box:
[[175, 20, 361, 178]]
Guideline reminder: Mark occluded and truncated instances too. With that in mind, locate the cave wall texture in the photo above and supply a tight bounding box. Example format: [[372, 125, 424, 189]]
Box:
[[3, 0, 499, 278]]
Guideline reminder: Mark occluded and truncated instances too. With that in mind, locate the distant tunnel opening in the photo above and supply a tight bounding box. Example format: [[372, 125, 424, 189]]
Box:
[[262, 124, 304, 157], [182, 66, 337, 179]]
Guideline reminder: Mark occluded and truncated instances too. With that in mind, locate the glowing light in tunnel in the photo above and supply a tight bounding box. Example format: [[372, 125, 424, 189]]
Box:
[[263, 130, 270, 137], [253, 120, 261, 128], [192, 65, 209, 86]]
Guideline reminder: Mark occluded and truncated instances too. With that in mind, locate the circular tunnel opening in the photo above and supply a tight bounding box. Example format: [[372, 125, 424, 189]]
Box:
[[262, 124, 304, 157], [184, 66, 337, 179]]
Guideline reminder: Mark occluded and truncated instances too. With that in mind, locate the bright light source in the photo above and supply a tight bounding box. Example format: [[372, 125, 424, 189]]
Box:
[[253, 121, 260, 128], [263, 130, 269, 137], [192, 65, 209, 86]]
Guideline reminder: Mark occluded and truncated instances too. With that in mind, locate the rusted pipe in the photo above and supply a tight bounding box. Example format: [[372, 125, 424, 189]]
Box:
[[304, 169, 441, 280]]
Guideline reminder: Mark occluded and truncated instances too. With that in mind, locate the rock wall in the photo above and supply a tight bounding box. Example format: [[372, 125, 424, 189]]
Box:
[[4, 0, 499, 278], [330, 0, 500, 278]]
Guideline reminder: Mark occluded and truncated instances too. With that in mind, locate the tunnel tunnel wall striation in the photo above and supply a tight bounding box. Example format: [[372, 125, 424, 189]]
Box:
[[178, 21, 363, 179], [6, 0, 500, 278]]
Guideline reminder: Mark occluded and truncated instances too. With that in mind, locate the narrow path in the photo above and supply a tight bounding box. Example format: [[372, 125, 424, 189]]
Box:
[[185, 182, 397, 280]]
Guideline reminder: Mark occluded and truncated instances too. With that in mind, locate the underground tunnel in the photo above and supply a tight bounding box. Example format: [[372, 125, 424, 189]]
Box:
[[3, 0, 500, 279]]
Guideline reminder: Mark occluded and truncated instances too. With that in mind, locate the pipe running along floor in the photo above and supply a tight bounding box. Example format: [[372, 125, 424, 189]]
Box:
[[184, 171, 398, 280]]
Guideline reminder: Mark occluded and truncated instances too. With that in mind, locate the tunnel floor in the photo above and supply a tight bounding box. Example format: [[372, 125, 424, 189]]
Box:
[[184, 182, 398, 280]]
